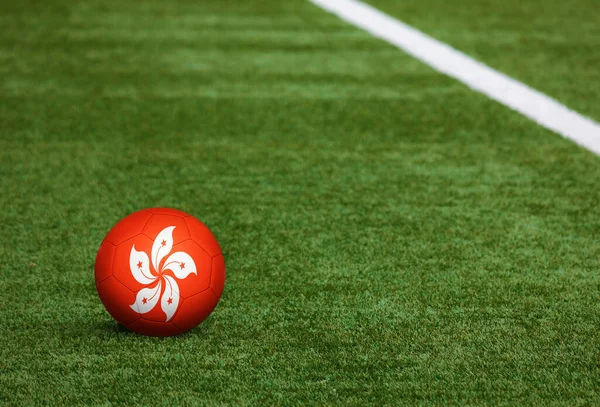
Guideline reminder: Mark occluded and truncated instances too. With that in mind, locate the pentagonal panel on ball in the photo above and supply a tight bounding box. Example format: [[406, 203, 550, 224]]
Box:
[[95, 240, 116, 283], [133, 274, 182, 323], [112, 234, 155, 293], [97, 276, 139, 324], [171, 289, 218, 333], [185, 216, 222, 257], [167, 239, 212, 299], [104, 210, 153, 245], [142, 214, 191, 251]]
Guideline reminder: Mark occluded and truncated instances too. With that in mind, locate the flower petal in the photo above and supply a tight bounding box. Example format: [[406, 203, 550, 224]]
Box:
[[151, 226, 175, 272], [129, 245, 156, 285], [161, 275, 180, 322], [130, 281, 162, 314], [162, 251, 197, 279]]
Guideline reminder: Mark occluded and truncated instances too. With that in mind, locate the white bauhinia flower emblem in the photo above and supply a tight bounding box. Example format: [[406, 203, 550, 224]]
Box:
[[129, 226, 197, 321]]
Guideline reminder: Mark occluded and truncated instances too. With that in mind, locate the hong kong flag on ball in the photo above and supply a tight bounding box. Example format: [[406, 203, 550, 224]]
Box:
[[95, 208, 225, 337]]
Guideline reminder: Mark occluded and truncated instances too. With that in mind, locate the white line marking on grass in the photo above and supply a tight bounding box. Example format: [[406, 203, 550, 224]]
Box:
[[309, 0, 600, 156]]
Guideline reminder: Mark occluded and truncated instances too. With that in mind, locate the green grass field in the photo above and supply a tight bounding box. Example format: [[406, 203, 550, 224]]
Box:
[[1, 0, 599, 405]]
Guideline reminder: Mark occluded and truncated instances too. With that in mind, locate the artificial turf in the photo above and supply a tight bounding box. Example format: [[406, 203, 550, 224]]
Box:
[[1, 0, 599, 405], [366, 0, 600, 122]]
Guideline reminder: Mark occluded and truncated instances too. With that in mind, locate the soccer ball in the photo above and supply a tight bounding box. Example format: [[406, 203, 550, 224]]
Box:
[[95, 208, 225, 336]]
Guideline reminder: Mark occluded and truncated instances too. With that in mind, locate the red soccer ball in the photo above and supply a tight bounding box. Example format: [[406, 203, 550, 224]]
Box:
[[95, 208, 225, 336]]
